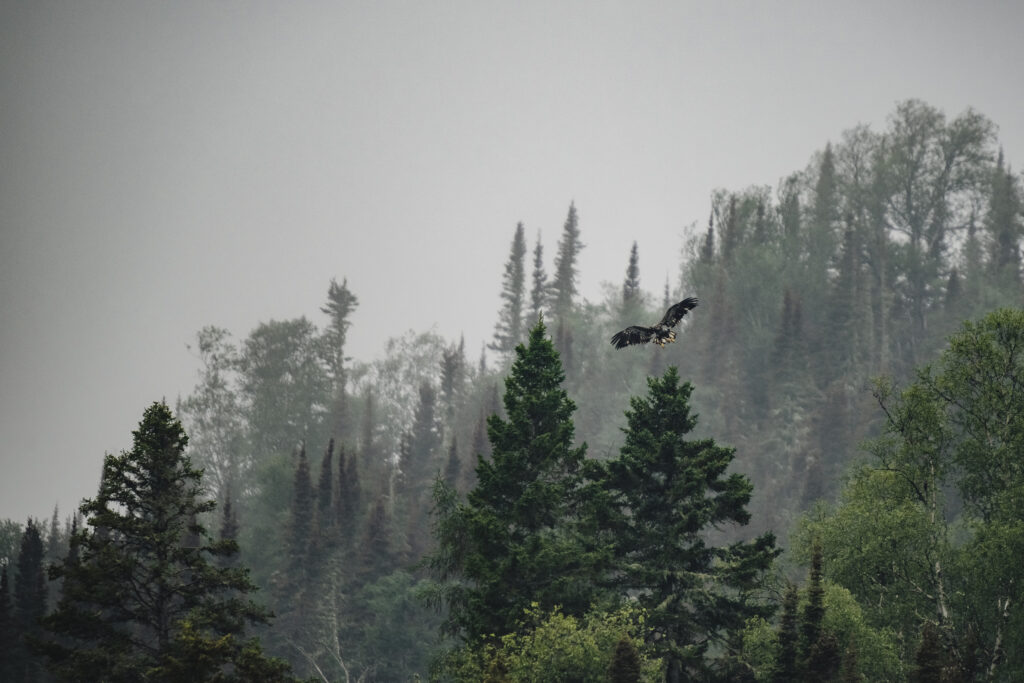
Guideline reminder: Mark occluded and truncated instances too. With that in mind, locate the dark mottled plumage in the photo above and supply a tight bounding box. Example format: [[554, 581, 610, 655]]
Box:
[[610, 297, 699, 349]]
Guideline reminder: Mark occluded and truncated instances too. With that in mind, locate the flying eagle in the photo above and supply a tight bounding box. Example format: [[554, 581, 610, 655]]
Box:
[[610, 297, 699, 349]]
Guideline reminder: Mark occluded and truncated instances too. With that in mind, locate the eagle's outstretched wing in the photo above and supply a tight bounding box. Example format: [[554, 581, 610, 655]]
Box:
[[658, 297, 699, 328], [610, 326, 656, 349]]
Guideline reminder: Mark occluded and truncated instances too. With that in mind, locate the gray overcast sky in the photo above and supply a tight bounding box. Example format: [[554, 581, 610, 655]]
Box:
[[2, 1, 1022, 523]]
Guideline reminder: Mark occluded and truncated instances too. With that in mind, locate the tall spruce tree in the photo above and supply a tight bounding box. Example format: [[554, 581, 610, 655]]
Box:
[[986, 150, 1023, 286], [593, 367, 778, 681], [530, 231, 548, 323], [551, 202, 583, 320], [317, 440, 335, 538], [490, 222, 528, 358], [622, 241, 641, 308], [335, 443, 360, 546], [800, 539, 826, 665], [322, 278, 359, 441], [428, 319, 592, 640], [439, 337, 466, 422], [0, 564, 12, 681], [773, 584, 800, 683], [39, 402, 296, 682], [13, 519, 47, 682]]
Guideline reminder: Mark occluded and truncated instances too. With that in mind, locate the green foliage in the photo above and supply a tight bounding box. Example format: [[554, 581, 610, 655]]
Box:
[[38, 402, 298, 682], [608, 635, 643, 683], [741, 583, 901, 682], [796, 309, 1024, 678], [177, 326, 246, 506], [161, 99, 1024, 681], [238, 317, 332, 462], [551, 202, 584, 319], [491, 222, 529, 357], [442, 605, 661, 683], [339, 570, 446, 681], [12, 519, 47, 681], [590, 366, 779, 678], [0, 565, 12, 680], [530, 231, 549, 321], [428, 319, 595, 641]]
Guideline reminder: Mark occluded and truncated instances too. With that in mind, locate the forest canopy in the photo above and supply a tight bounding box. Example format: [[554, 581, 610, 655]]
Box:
[[3, 99, 1023, 681]]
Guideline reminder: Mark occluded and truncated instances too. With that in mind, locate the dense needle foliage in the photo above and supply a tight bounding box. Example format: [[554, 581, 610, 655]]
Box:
[[5, 99, 1024, 681]]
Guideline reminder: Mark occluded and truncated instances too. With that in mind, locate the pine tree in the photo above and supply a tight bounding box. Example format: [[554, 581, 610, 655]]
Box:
[[912, 621, 947, 683], [356, 495, 395, 583], [0, 565, 12, 681], [801, 539, 826, 664], [841, 640, 860, 683], [809, 143, 840, 294], [439, 337, 466, 422], [490, 222, 528, 357], [335, 443, 360, 545], [443, 437, 461, 489], [317, 439, 335, 538], [807, 631, 842, 681], [39, 402, 297, 682], [595, 367, 778, 681], [773, 583, 800, 683], [402, 382, 442, 561], [359, 388, 385, 487], [621, 241, 641, 313], [46, 504, 68, 609], [14, 518, 47, 682], [322, 278, 359, 440], [218, 494, 239, 568], [700, 209, 715, 264], [428, 319, 591, 640], [530, 231, 548, 322], [404, 383, 441, 492], [551, 202, 584, 320], [288, 446, 314, 568], [608, 636, 642, 683], [986, 150, 1023, 286]]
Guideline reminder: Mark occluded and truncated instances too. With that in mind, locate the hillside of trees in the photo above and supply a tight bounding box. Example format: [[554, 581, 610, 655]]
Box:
[[2, 99, 1023, 681]]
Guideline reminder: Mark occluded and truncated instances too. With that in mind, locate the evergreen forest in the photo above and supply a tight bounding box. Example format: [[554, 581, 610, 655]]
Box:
[[3, 99, 1024, 681]]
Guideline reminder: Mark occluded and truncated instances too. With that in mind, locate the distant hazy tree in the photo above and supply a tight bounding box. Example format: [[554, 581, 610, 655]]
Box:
[[39, 402, 296, 682], [335, 443, 360, 545], [443, 437, 461, 489], [316, 440, 335, 537], [880, 100, 995, 362], [238, 318, 330, 463], [356, 495, 396, 584], [808, 144, 840, 302], [621, 241, 642, 320], [321, 278, 359, 440], [288, 446, 315, 571], [401, 382, 442, 560], [404, 383, 442, 492], [699, 209, 715, 264], [986, 149, 1023, 286], [530, 231, 549, 322], [551, 202, 584, 320], [218, 494, 240, 568], [439, 337, 467, 422], [178, 326, 246, 507], [490, 222, 528, 359]]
